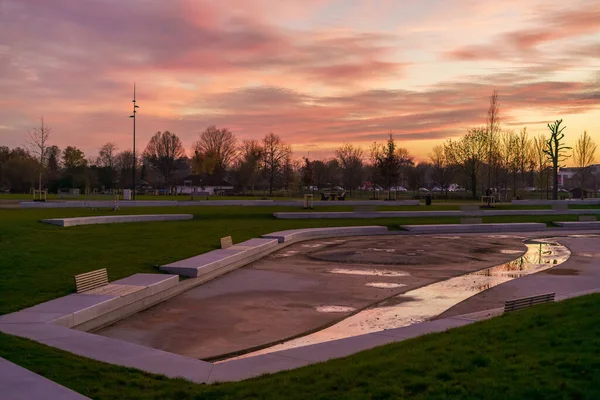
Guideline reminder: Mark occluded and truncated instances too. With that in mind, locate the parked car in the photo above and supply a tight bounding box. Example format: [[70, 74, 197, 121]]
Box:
[[431, 186, 442, 192], [390, 186, 408, 192], [332, 186, 345, 191], [418, 187, 429, 192], [524, 187, 536, 192]]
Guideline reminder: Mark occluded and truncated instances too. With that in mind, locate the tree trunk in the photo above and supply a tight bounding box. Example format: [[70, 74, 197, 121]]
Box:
[[552, 166, 558, 200], [471, 172, 477, 199]]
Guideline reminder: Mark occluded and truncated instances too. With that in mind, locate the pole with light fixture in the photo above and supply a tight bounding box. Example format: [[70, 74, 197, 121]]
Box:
[[129, 83, 139, 200]]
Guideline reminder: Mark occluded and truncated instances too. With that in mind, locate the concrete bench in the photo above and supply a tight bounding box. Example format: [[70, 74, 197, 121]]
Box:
[[553, 221, 600, 229], [220, 236, 233, 249], [74, 268, 145, 298], [460, 217, 482, 224], [263, 226, 388, 244], [41, 214, 193, 227], [354, 206, 377, 213], [399, 223, 546, 233], [504, 293, 555, 313], [579, 215, 597, 222], [552, 203, 569, 211]]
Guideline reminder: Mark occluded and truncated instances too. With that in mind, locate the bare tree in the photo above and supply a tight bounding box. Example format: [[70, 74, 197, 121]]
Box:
[[532, 134, 550, 199], [486, 90, 500, 189], [371, 133, 404, 199], [544, 120, 571, 200], [192, 126, 237, 179], [28, 117, 52, 193], [515, 128, 532, 194], [446, 127, 487, 199], [573, 130, 597, 190], [499, 130, 518, 200], [143, 131, 186, 185], [235, 140, 263, 193], [97, 142, 118, 168], [262, 133, 291, 195], [335, 143, 364, 194], [428, 144, 451, 194]]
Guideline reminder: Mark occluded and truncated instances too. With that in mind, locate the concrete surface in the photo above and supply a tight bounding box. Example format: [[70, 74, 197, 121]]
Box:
[[273, 209, 600, 219], [512, 199, 600, 205], [0, 357, 91, 399], [263, 226, 388, 243], [400, 222, 547, 233], [99, 234, 526, 359], [41, 214, 193, 227]]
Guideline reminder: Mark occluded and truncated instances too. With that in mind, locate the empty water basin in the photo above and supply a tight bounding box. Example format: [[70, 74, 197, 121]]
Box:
[[235, 238, 570, 357]]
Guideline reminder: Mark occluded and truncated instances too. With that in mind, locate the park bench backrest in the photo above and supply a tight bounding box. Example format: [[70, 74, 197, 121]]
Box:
[[74, 268, 109, 293], [220, 236, 233, 249], [504, 292, 555, 313]]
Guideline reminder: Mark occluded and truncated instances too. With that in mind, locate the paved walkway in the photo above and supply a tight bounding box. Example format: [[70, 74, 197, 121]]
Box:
[[0, 357, 90, 399]]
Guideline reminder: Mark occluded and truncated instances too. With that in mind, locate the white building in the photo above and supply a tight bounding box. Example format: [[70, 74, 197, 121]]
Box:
[[175, 175, 234, 196]]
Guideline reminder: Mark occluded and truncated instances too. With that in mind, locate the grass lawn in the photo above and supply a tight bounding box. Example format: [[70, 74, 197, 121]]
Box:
[[1, 293, 599, 399]]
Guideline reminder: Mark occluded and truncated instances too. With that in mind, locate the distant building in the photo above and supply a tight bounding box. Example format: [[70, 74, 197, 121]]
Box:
[[175, 174, 234, 196], [558, 164, 600, 189]]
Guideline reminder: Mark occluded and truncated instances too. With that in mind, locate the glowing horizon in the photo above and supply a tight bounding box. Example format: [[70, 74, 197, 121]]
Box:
[[1, 0, 598, 165]]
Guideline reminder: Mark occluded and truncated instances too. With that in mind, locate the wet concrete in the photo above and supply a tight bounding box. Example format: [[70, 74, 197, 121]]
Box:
[[97, 235, 526, 360]]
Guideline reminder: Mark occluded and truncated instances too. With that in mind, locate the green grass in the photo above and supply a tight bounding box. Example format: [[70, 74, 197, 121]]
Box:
[[2, 293, 600, 399]]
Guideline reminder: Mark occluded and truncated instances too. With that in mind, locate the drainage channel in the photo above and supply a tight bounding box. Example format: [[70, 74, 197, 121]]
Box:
[[229, 238, 570, 360]]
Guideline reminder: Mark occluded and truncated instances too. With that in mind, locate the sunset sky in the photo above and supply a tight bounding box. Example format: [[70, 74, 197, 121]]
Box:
[[1, 0, 599, 163]]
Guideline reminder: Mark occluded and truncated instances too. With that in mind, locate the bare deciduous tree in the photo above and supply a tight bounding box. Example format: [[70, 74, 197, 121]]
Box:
[[428, 144, 451, 194], [573, 130, 597, 190], [192, 126, 237, 178], [143, 131, 186, 184], [97, 142, 118, 169], [446, 127, 487, 199], [532, 134, 550, 199], [28, 117, 52, 192], [235, 140, 263, 193], [544, 120, 571, 200], [486, 90, 500, 189], [335, 143, 364, 194], [262, 133, 291, 195]]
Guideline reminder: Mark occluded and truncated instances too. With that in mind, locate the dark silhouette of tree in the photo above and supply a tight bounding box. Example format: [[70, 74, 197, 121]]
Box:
[[573, 130, 597, 190], [335, 143, 363, 194], [446, 127, 487, 199], [371, 133, 405, 199], [28, 117, 51, 192], [544, 120, 571, 200], [192, 126, 237, 179], [261, 133, 290, 195], [143, 131, 186, 185], [62, 146, 87, 170], [234, 140, 263, 192]]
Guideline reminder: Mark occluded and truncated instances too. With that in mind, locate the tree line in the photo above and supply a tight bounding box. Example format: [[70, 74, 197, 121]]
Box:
[[1, 92, 596, 200]]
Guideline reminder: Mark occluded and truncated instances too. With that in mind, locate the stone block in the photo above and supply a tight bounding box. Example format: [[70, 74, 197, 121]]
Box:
[[160, 248, 247, 277], [579, 215, 597, 222], [460, 217, 482, 224], [220, 236, 233, 249], [554, 221, 600, 229], [400, 223, 546, 233], [40, 214, 193, 227], [263, 226, 388, 243], [552, 203, 569, 211]]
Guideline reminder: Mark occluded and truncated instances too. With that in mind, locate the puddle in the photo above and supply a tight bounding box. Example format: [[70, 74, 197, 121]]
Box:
[[366, 283, 407, 289], [316, 306, 356, 313], [566, 234, 600, 238], [235, 238, 570, 358], [302, 244, 322, 248], [369, 248, 396, 253], [500, 249, 522, 254], [328, 268, 410, 277]]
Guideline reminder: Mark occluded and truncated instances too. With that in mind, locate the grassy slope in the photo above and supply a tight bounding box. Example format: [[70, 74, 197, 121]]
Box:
[[1, 293, 599, 400], [0, 206, 587, 315]]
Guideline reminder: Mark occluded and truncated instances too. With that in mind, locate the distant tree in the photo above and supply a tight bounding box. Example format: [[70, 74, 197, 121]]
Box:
[[261, 133, 291, 195], [0, 146, 10, 190], [573, 130, 597, 190], [395, 147, 414, 188], [62, 146, 87, 170], [514, 128, 533, 194], [311, 160, 327, 188], [499, 130, 518, 200], [192, 126, 237, 179], [446, 127, 487, 199], [143, 131, 186, 185], [97, 142, 118, 168], [532, 134, 550, 199], [28, 117, 52, 192], [335, 144, 363, 194], [408, 162, 429, 193], [46, 146, 61, 177], [115, 150, 136, 188], [234, 140, 263, 192], [544, 120, 571, 200], [486, 90, 500, 189], [4, 148, 38, 192], [371, 133, 402, 199], [429, 144, 451, 194], [302, 157, 314, 189]]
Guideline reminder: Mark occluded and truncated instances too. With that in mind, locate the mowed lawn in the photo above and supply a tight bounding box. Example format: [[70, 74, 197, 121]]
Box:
[[1, 293, 599, 400], [0, 206, 588, 315]]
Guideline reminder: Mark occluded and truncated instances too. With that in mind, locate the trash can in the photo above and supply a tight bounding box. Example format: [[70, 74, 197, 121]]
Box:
[[123, 189, 132, 200], [425, 193, 432, 206]]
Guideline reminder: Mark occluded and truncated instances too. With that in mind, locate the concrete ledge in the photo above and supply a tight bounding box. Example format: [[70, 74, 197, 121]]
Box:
[[262, 226, 389, 243], [400, 223, 547, 233], [0, 357, 91, 399], [274, 209, 600, 219], [160, 238, 279, 278], [41, 214, 193, 227], [554, 221, 600, 229], [512, 199, 600, 206]]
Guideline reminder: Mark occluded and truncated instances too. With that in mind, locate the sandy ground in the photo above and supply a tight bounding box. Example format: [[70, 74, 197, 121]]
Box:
[[97, 234, 527, 359]]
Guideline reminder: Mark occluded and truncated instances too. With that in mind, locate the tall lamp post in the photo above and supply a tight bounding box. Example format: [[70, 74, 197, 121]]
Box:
[[129, 83, 139, 200]]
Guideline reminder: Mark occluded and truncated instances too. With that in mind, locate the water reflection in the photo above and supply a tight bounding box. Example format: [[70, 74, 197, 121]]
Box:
[[234, 239, 570, 358], [316, 306, 356, 313], [366, 282, 407, 289], [328, 268, 409, 277]]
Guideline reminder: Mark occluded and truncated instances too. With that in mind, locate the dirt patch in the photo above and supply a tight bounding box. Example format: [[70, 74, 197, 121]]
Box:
[[97, 234, 526, 359]]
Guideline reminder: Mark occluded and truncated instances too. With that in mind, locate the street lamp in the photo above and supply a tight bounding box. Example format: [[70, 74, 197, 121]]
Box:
[[129, 83, 139, 200]]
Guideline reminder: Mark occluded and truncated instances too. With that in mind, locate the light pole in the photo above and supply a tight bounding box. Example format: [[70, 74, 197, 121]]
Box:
[[129, 83, 139, 200]]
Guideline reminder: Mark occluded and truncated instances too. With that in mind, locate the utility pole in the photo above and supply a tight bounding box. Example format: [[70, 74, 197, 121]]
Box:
[[129, 83, 139, 200]]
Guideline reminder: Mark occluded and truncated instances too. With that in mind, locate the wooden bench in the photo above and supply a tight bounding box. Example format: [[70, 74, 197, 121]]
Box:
[[74, 268, 143, 297], [220, 236, 233, 249], [504, 292, 555, 313]]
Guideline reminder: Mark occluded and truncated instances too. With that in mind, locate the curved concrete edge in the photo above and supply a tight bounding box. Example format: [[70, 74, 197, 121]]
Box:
[[41, 214, 193, 227], [0, 357, 91, 400], [274, 209, 600, 219], [512, 199, 600, 205], [400, 222, 547, 233], [554, 221, 600, 229], [263, 226, 389, 243]]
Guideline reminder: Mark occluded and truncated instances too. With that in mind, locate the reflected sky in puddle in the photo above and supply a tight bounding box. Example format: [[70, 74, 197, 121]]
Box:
[[316, 306, 356, 313], [328, 268, 410, 277], [235, 238, 570, 359], [366, 282, 407, 289]]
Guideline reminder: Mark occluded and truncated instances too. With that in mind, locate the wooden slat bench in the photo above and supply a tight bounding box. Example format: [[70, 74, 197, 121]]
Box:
[[504, 292, 555, 313], [74, 268, 143, 297]]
